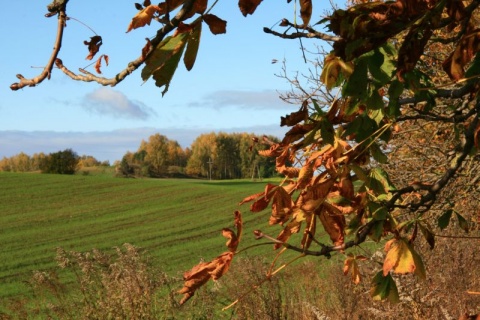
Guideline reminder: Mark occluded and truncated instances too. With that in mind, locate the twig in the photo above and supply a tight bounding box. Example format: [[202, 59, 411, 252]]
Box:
[[10, 4, 68, 90]]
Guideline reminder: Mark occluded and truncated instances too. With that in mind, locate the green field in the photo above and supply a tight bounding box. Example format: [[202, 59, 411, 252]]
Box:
[[0, 171, 280, 300]]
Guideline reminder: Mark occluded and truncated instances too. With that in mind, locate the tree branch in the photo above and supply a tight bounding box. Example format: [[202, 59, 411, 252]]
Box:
[[13, 0, 196, 89], [253, 218, 376, 258], [391, 101, 480, 212], [263, 19, 340, 42], [397, 82, 474, 106], [10, 4, 67, 90]]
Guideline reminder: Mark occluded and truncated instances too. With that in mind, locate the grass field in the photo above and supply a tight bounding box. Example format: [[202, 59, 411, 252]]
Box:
[[0, 171, 282, 301]]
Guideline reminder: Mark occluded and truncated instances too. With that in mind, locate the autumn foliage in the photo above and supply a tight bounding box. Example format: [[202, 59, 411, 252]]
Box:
[[9, 0, 480, 317]]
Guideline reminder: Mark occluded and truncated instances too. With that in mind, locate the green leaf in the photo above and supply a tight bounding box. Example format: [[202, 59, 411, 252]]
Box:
[[349, 163, 368, 183], [369, 219, 384, 242], [368, 46, 396, 86], [141, 32, 190, 95], [455, 211, 469, 233], [387, 79, 404, 118], [312, 99, 327, 115], [366, 88, 385, 111], [367, 167, 395, 194], [368, 201, 387, 220], [418, 222, 435, 249], [370, 271, 399, 303], [344, 114, 377, 142], [370, 142, 388, 164], [346, 214, 361, 235], [184, 21, 202, 71], [343, 57, 368, 98], [437, 209, 452, 230], [320, 118, 335, 145]]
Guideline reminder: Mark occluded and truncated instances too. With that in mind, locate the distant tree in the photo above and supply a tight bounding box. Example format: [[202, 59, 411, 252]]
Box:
[[40, 149, 79, 175], [78, 155, 101, 168], [186, 132, 217, 178], [0, 157, 12, 172], [10, 152, 32, 172], [116, 151, 144, 177], [31, 152, 47, 171]]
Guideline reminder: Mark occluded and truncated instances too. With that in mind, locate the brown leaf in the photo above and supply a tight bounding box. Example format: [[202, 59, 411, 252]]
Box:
[[179, 211, 241, 304], [443, 29, 480, 81], [84, 36, 102, 60], [141, 38, 152, 60], [193, 0, 208, 14], [178, 252, 233, 304], [234, 210, 243, 242], [282, 123, 316, 145], [281, 100, 308, 126], [173, 22, 194, 37], [475, 123, 480, 149], [94, 54, 109, 74], [203, 14, 227, 35], [318, 206, 345, 247], [126, 5, 163, 33], [275, 219, 301, 249], [238, 0, 263, 17], [300, 0, 312, 28], [270, 187, 294, 225]]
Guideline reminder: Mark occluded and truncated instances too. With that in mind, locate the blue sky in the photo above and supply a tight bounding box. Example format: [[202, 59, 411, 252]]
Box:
[[0, 1, 333, 163]]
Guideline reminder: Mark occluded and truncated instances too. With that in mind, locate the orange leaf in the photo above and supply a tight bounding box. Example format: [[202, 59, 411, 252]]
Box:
[[94, 55, 109, 74], [84, 36, 102, 60], [178, 211, 241, 304], [222, 228, 238, 252], [203, 14, 227, 35], [234, 210, 243, 242], [343, 254, 367, 284], [178, 252, 233, 304], [126, 5, 162, 33], [238, 0, 263, 16]]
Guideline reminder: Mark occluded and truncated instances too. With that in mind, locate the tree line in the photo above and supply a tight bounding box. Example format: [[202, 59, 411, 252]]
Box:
[[1, 132, 279, 179], [117, 132, 279, 179], [0, 149, 109, 174]]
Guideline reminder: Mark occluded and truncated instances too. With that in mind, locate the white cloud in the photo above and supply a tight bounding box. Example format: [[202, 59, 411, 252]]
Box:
[[188, 89, 292, 110], [83, 88, 156, 120]]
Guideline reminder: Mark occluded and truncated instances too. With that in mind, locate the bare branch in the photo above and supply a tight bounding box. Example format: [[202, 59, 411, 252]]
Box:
[[13, 0, 196, 89], [10, 5, 67, 90], [263, 18, 340, 42], [391, 102, 480, 212]]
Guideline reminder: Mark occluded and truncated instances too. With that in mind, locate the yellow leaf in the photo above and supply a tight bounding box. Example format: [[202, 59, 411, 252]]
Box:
[[383, 238, 426, 279]]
